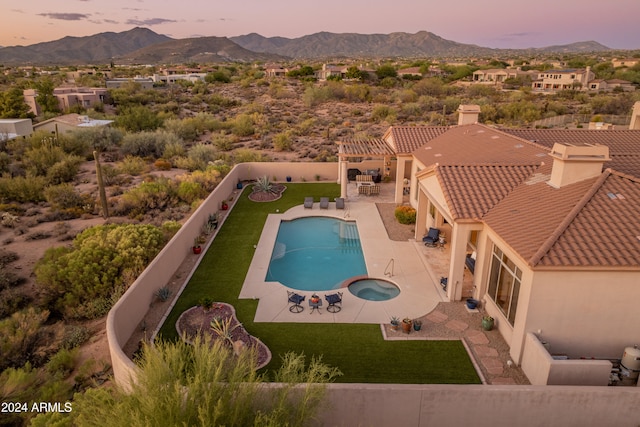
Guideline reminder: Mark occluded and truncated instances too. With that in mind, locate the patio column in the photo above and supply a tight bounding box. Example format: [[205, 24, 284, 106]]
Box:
[[414, 189, 429, 240], [340, 158, 348, 199], [447, 223, 472, 301], [394, 156, 407, 205]]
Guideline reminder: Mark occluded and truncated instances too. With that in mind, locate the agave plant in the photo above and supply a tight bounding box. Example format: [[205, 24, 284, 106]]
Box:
[[254, 175, 274, 193]]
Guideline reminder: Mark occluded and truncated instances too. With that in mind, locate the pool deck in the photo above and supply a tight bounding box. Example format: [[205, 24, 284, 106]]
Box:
[[241, 193, 445, 324]]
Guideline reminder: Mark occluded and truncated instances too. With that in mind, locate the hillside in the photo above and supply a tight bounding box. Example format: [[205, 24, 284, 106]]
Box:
[[117, 36, 285, 64], [230, 31, 496, 58], [0, 27, 171, 65]]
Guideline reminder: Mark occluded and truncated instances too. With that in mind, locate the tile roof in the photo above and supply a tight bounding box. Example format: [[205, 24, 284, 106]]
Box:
[[499, 128, 640, 178], [383, 126, 449, 154], [412, 124, 548, 167], [484, 168, 640, 268], [536, 170, 640, 268], [436, 164, 541, 221]]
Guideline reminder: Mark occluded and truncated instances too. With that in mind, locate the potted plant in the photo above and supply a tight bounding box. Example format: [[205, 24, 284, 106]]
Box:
[[390, 316, 400, 331], [192, 237, 203, 254], [236, 179, 243, 189], [208, 213, 218, 230], [221, 200, 229, 210], [413, 319, 423, 331], [402, 318, 413, 334], [286, 176, 292, 182], [199, 296, 214, 311], [482, 315, 494, 331]]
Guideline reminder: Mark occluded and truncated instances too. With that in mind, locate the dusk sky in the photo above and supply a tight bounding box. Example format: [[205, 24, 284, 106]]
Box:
[[2, 0, 639, 50]]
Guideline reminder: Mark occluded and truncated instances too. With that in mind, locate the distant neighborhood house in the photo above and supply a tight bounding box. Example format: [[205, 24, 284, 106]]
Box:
[[23, 87, 108, 115]]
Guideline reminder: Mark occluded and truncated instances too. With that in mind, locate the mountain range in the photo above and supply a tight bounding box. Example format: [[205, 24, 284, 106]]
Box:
[[0, 27, 613, 66]]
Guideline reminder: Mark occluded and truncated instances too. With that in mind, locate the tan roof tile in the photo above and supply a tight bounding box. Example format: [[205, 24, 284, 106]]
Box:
[[436, 164, 540, 220], [413, 124, 548, 166], [384, 126, 449, 154], [499, 128, 640, 178]]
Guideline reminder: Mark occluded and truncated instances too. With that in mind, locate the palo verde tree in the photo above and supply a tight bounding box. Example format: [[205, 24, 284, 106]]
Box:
[[34, 224, 166, 319], [31, 335, 342, 427]]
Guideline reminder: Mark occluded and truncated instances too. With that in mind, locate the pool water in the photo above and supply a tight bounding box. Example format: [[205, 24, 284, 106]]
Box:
[[348, 279, 400, 301], [266, 217, 367, 291]]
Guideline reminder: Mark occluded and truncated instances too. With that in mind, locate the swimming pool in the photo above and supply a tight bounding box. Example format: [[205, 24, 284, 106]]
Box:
[[348, 278, 400, 301], [266, 217, 367, 291]]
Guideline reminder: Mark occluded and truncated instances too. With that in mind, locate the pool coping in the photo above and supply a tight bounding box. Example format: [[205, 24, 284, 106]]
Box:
[[240, 200, 445, 324]]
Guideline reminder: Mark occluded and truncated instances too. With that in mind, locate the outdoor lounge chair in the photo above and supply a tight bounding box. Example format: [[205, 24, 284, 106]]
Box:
[[422, 227, 440, 247], [325, 292, 343, 313], [287, 291, 305, 313], [319, 197, 329, 209], [304, 197, 314, 209], [335, 197, 345, 209]]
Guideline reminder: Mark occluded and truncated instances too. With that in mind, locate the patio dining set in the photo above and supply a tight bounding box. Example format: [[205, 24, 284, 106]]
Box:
[[287, 291, 343, 314]]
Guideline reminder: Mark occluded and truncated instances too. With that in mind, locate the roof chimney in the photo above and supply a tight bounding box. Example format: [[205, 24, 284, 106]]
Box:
[[630, 101, 640, 130], [457, 104, 481, 126], [547, 143, 610, 188]]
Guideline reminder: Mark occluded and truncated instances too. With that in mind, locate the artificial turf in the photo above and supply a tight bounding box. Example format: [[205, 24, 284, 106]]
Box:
[[159, 182, 481, 384]]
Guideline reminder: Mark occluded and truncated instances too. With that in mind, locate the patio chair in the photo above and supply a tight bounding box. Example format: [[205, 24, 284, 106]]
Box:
[[287, 291, 305, 313], [304, 197, 314, 209], [319, 197, 329, 209], [325, 292, 343, 313], [422, 227, 440, 247], [335, 197, 345, 209]]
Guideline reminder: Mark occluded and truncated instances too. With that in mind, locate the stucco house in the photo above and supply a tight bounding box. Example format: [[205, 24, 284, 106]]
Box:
[[0, 118, 33, 141], [472, 68, 534, 84], [531, 67, 595, 92], [33, 113, 113, 135], [23, 87, 108, 115], [336, 105, 640, 384]]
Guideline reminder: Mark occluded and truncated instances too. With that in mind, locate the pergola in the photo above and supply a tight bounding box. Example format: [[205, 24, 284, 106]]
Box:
[[336, 138, 408, 204]]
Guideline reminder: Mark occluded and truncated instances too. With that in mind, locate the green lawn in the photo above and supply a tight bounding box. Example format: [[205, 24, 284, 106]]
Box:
[[159, 183, 480, 384]]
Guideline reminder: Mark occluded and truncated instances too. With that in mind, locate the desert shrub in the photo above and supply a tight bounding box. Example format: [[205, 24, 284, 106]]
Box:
[[0, 151, 10, 174], [120, 130, 176, 158], [118, 155, 148, 175], [34, 224, 166, 319], [176, 181, 206, 205], [0, 288, 31, 319], [394, 205, 417, 224], [115, 105, 163, 132], [231, 113, 255, 137], [116, 177, 177, 217], [1, 211, 20, 227], [186, 143, 218, 171], [154, 158, 172, 170], [371, 105, 397, 123], [211, 133, 235, 151], [0, 307, 50, 371], [273, 131, 293, 152], [163, 140, 186, 159], [61, 325, 91, 350], [22, 144, 67, 176], [0, 174, 46, 203], [160, 220, 181, 240], [26, 231, 53, 241], [233, 148, 269, 163], [46, 155, 84, 184], [0, 203, 25, 216], [67, 126, 123, 154], [178, 167, 222, 192], [0, 269, 24, 291], [44, 183, 84, 210], [101, 164, 121, 185], [46, 347, 79, 377]]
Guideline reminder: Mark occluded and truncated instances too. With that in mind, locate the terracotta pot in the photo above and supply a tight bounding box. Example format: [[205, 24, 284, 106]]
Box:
[[402, 320, 412, 334], [192, 246, 202, 254]]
